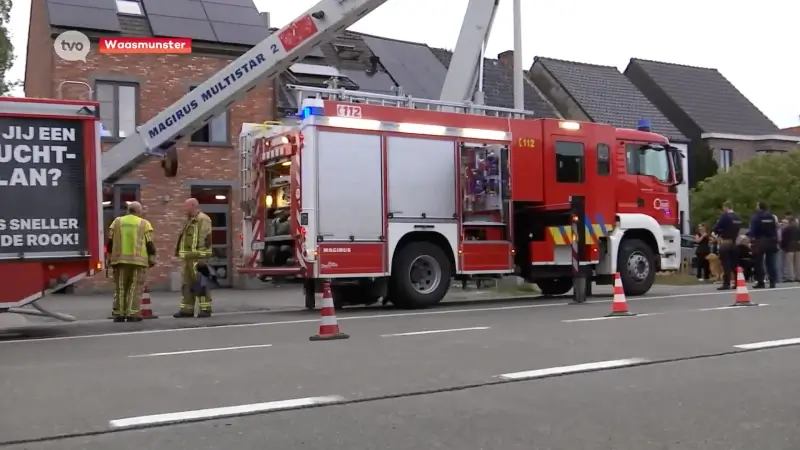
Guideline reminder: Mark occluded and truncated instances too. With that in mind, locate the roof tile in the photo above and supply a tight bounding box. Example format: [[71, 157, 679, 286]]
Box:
[[533, 57, 686, 142], [626, 59, 778, 135], [429, 48, 558, 118]]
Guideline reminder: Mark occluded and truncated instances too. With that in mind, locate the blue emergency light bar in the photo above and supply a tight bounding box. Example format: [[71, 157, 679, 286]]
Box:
[[299, 98, 325, 119], [637, 119, 652, 132]]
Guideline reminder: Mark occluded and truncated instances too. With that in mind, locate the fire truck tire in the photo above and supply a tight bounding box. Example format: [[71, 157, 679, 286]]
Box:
[[618, 238, 656, 296], [535, 278, 572, 296], [390, 242, 452, 309]]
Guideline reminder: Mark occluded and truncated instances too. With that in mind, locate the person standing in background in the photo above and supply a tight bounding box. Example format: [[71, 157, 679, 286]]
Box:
[[748, 201, 779, 289], [712, 201, 743, 290], [694, 223, 711, 281], [107, 201, 156, 322], [173, 198, 214, 318], [781, 214, 800, 282]]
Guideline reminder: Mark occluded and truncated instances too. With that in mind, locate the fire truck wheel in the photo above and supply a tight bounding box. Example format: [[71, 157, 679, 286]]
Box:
[[535, 278, 572, 296], [391, 242, 452, 309], [618, 238, 656, 296]]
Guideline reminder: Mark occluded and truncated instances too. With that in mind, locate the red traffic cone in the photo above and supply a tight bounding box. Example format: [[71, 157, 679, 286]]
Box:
[[310, 281, 349, 341], [731, 267, 757, 306], [607, 273, 635, 317], [140, 285, 158, 319]]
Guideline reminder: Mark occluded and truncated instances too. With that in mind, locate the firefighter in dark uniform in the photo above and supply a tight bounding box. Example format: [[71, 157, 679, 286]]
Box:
[[748, 201, 779, 289], [712, 201, 743, 290]]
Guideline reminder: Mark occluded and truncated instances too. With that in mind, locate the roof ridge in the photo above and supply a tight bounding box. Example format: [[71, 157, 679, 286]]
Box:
[[349, 30, 430, 48], [629, 57, 719, 72], [535, 56, 617, 70]]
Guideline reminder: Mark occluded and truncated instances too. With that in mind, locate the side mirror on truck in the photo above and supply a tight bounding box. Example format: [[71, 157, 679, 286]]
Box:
[[161, 147, 178, 177]]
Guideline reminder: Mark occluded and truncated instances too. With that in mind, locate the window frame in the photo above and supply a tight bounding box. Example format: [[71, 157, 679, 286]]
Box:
[[625, 143, 671, 183], [188, 86, 232, 147], [115, 0, 144, 15], [95, 80, 139, 142], [719, 148, 733, 171], [554, 140, 586, 183], [596, 143, 610, 176]]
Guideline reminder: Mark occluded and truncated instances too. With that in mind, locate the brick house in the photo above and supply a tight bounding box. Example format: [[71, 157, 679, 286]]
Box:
[[624, 59, 798, 170], [24, 0, 275, 291]]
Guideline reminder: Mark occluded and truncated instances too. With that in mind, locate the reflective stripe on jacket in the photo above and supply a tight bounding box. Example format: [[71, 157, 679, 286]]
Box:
[[176, 212, 212, 259], [109, 214, 153, 267]]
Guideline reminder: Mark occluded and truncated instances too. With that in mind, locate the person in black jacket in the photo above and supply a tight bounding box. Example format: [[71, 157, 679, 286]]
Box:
[[780, 215, 800, 282], [748, 201, 779, 288], [712, 201, 744, 290], [694, 223, 711, 281]]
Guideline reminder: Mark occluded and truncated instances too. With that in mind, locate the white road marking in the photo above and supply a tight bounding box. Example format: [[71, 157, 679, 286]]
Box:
[[563, 314, 656, 323], [381, 326, 489, 337], [108, 395, 345, 430], [563, 303, 770, 323], [128, 344, 274, 358], [734, 337, 800, 350], [497, 358, 649, 381], [3, 286, 798, 344]]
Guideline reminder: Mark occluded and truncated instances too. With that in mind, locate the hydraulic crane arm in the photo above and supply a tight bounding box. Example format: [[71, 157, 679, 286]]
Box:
[[101, 0, 392, 182], [439, 0, 500, 103]]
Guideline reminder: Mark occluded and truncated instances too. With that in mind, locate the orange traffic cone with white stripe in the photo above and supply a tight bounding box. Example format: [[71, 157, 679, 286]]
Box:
[[607, 272, 635, 317], [140, 285, 158, 319], [310, 280, 349, 341], [731, 267, 757, 307]]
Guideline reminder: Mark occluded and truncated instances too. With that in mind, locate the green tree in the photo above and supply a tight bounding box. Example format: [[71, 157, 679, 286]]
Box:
[[0, 0, 19, 95], [688, 139, 718, 189], [690, 149, 800, 227]]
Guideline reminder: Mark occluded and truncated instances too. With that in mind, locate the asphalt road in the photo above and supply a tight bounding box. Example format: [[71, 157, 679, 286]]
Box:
[[3, 284, 800, 448]]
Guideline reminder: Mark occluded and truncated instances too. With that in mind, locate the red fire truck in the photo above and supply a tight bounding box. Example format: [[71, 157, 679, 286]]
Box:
[[0, 97, 104, 320], [238, 86, 684, 309]]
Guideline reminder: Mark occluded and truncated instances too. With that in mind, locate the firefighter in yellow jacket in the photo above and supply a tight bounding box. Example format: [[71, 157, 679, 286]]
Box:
[[174, 198, 214, 318], [107, 201, 156, 322]]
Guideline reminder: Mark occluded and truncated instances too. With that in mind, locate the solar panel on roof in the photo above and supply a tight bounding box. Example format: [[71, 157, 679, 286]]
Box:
[[210, 22, 269, 46], [201, 2, 263, 26], [150, 15, 218, 41], [49, 0, 116, 10], [141, 0, 207, 19], [47, 2, 121, 32], [360, 36, 445, 99]]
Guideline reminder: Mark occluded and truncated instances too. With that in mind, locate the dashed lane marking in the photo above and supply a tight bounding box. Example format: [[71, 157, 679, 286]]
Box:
[[128, 344, 274, 358], [562, 303, 770, 323], [381, 326, 489, 337], [497, 358, 650, 381], [107, 395, 345, 430], [734, 337, 800, 350]]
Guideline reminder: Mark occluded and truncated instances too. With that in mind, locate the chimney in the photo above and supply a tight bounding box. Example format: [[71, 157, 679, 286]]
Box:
[[498, 50, 514, 68], [260, 11, 271, 28]]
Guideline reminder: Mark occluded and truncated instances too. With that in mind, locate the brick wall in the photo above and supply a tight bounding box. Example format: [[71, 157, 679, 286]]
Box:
[[45, 47, 275, 292]]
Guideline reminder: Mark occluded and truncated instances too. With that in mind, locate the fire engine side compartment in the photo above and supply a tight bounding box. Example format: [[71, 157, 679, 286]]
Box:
[[314, 128, 386, 277]]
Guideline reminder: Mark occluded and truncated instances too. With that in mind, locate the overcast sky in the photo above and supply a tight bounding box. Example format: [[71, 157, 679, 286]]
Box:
[[9, 0, 798, 128]]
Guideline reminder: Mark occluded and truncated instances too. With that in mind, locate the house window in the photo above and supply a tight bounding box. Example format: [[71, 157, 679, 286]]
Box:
[[555, 141, 585, 183], [189, 86, 230, 145], [115, 0, 143, 15], [102, 184, 141, 239], [719, 148, 733, 171], [597, 143, 610, 176], [96, 81, 138, 140]]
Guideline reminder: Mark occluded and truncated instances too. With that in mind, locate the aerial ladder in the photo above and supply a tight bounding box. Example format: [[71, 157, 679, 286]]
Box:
[[100, 0, 505, 182]]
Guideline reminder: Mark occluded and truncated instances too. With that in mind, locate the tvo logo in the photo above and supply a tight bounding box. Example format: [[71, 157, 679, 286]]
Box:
[[54, 30, 90, 62]]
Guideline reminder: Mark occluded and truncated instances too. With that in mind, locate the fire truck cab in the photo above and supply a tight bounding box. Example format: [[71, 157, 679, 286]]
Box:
[[239, 86, 684, 309]]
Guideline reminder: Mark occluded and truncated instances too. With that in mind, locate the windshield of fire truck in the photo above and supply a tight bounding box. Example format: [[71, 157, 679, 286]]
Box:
[[625, 143, 671, 183]]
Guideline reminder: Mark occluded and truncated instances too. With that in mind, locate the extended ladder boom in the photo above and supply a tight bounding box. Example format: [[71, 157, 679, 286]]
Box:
[[439, 0, 500, 103], [101, 0, 392, 182]]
